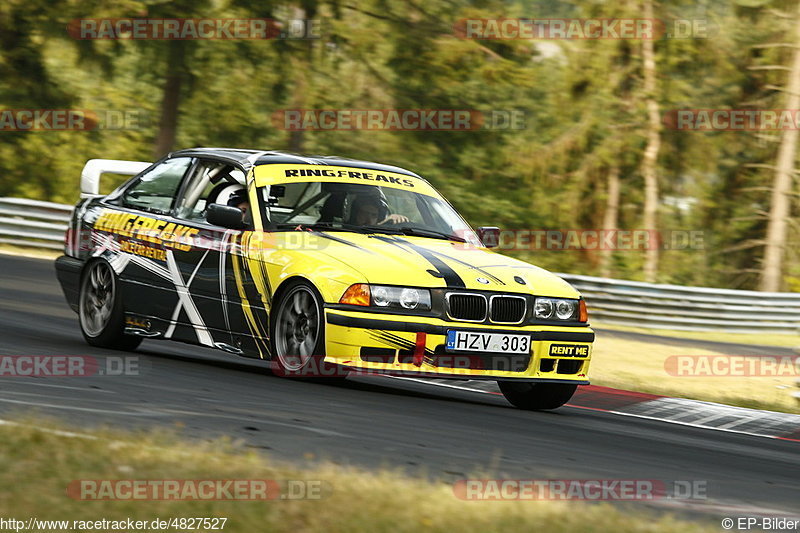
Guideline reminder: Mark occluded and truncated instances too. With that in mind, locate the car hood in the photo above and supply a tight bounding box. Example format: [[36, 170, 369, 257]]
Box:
[[308, 232, 579, 297]]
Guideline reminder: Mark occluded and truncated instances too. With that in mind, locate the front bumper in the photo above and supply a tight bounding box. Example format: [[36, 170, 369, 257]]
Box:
[[324, 308, 593, 382]]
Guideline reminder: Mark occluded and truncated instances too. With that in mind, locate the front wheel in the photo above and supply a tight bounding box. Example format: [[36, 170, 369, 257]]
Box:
[[498, 381, 577, 410], [270, 280, 346, 379], [78, 260, 142, 350]]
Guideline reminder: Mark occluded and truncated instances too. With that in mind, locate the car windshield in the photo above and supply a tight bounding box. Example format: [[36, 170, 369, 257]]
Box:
[[257, 181, 480, 244]]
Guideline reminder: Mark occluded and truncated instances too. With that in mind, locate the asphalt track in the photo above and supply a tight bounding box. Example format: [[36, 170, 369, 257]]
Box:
[[0, 254, 797, 520]]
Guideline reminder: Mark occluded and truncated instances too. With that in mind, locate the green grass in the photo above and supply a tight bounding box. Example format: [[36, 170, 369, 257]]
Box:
[[590, 332, 800, 414], [0, 243, 60, 260], [594, 321, 800, 349], [0, 418, 720, 533]]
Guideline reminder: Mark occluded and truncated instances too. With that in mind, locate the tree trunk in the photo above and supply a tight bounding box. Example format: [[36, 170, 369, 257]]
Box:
[[600, 165, 620, 278], [640, 0, 661, 283], [759, 5, 800, 292], [287, 6, 312, 153], [153, 41, 187, 159], [287, 66, 307, 153]]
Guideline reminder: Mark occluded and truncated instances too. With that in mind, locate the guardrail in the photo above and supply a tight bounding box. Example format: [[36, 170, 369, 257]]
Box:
[[0, 197, 72, 251], [559, 273, 800, 334], [1, 197, 798, 334]]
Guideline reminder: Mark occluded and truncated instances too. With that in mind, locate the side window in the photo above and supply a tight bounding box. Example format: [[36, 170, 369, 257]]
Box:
[[177, 179, 219, 221], [121, 157, 193, 215], [174, 162, 246, 222]]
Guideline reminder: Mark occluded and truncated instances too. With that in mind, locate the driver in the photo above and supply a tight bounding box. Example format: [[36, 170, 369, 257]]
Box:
[[350, 194, 409, 226], [226, 188, 252, 228]]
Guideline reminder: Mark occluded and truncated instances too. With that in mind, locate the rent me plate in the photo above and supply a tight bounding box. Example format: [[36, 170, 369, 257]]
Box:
[[446, 330, 531, 354]]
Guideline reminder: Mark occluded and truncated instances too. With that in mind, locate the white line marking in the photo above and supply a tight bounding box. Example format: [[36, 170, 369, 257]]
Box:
[[0, 382, 115, 393], [690, 412, 735, 426], [380, 375, 497, 394], [0, 419, 97, 439], [716, 415, 770, 430], [383, 378, 800, 441], [152, 408, 347, 437], [0, 397, 163, 416], [629, 402, 681, 417], [582, 406, 793, 440]]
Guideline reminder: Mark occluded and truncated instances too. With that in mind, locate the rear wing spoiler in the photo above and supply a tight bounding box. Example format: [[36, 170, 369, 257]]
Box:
[[80, 159, 152, 199]]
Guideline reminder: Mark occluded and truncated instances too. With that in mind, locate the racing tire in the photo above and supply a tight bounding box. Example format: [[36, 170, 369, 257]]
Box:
[[269, 280, 347, 380], [498, 381, 577, 410], [78, 260, 142, 350]]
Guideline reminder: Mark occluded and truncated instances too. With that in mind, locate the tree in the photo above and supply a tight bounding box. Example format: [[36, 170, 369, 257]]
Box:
[[759, 1, 800, 291], [640, 0, 662, 282]]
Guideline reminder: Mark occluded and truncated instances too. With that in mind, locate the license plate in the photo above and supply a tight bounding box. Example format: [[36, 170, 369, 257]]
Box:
[[445, 330, 531, 354]]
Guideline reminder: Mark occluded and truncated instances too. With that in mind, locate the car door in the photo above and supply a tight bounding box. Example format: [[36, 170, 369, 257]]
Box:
[[166, 158, 247, 352], [170, 159, 271, 356]]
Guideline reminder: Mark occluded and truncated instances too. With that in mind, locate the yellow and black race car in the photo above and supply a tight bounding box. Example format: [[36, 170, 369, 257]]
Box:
[[55, 148, 593, 409]]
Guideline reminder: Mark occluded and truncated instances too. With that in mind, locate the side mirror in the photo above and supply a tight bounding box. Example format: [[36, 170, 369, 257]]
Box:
[[477, 226, 500, 248], [207, 203, 245, 230]]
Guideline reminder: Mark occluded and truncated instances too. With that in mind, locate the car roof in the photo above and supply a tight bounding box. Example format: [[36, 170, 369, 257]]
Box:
[[170, 148, 423, 178]]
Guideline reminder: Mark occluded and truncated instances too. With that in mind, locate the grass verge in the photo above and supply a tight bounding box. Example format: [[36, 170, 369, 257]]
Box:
[[0, 243, 60, 260], [589, 332, 800, 414], [593, 321, 800, 349], [0, 418, 718, 533]]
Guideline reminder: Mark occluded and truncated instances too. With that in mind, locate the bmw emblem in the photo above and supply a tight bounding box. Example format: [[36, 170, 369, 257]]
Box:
[[476, 277, 490, 284]]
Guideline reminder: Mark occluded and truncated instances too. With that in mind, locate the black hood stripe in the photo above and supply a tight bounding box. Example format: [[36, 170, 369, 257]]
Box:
[[313, 231, 375, 253], [428, 250, 506, 286], [371, 235, 466, 289]]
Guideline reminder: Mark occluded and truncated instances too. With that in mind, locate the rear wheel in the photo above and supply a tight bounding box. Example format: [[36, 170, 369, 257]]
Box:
[[78, 260, 141, 350], [498, 381, 577, 410], [270, 280, 346, 379]]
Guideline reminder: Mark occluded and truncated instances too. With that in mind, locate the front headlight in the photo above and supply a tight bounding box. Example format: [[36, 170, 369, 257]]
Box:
[[340, 284, 432, 311], [534, 297, 578, 321], [555, 299, 575, 320], [533, 298, 554, 319]]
